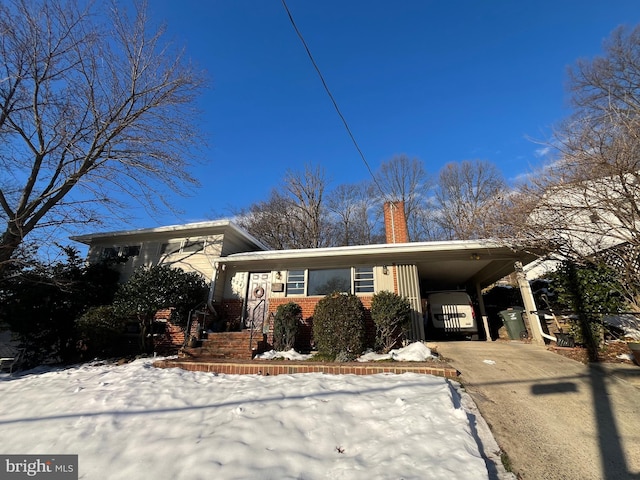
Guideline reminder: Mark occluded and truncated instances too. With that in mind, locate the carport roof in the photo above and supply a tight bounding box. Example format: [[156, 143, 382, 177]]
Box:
[[218, 239, 540, 289]]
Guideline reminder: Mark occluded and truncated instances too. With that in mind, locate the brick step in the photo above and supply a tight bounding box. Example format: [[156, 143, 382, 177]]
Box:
[[180, 331, 268, 360]]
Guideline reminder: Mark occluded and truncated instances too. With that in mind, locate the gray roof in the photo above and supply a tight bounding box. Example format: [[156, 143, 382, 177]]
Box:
[[70, 219, 269, 251]]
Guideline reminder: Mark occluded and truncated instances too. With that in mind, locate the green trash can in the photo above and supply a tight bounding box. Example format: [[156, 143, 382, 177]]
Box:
[[499, 307, 527, 340]]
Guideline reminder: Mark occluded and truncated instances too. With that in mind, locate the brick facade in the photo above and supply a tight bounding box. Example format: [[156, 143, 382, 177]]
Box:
[[150, 309, 182, 355], [266, 296, 376, 352]]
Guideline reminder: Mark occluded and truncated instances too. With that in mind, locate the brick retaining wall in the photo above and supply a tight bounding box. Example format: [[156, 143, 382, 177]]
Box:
[[154, 358, 459, 378]]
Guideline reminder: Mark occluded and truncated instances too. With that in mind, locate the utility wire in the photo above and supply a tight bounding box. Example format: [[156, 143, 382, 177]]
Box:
[[281, 0, 387, 198]]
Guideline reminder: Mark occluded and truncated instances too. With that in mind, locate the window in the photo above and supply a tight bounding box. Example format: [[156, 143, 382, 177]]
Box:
[[354, 267, 374, 293], [121, 245, 140, 257], [308, 268, 351, 296], [160, 239, 205, 255], [101, 247, 118, 260], [160, 242, 183, 255], [101, 245, 140, 260], [182, 239, 205, 253], [285, 267, 375, 296], [286, 270, 305, 295]]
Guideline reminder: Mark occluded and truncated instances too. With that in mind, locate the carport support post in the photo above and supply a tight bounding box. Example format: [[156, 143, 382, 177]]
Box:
[[514, 261, 545, 345], [474, 283, 491, 341]]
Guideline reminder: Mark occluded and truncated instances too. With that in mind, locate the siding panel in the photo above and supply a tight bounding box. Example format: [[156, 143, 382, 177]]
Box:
[[395, 264, 424, 341]]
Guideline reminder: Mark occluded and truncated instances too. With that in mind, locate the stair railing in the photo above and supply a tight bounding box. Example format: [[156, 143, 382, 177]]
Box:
[[248, 299, 266, 354]]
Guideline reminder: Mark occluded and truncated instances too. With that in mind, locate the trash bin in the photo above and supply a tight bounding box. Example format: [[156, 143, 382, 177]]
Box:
[[499, 307, 527, 340]]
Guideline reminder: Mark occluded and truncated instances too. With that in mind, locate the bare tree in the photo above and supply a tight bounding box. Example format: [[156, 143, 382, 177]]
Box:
[[374, 155, 432, 241], [283, 164, 329, 248], [232, 191, 294, 250], [503, 25, 640, 310], [411, 207, 446, 242], [434, 160, 506, 240], [0, 0, 206, 275], [234, 164, 331, 249], [326, 182, 382, 246]]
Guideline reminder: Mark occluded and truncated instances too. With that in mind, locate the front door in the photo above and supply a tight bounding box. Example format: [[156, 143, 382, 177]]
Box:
[[245, 272, 271, 330]]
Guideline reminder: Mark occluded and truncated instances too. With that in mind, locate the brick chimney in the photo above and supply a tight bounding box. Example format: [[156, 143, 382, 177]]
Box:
[[383, 201, 409, 243]]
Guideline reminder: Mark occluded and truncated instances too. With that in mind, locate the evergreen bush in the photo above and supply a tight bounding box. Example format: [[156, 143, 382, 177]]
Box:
[[312, 292, 365, 361], [0, 246, 120, 365], [273, 302, 302, 351], [370, 291, 412, 353], [76, 305, 129, 358], [547, 261, 625, 349], [113, 265, 208, 352]]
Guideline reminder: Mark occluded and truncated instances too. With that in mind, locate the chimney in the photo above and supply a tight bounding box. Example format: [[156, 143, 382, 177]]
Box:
[[383, 201, 409, 243]]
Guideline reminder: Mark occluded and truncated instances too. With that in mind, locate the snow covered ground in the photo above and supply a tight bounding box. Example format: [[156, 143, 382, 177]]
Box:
[[603, 314, 640, 341], [0, 354, 512, 480]]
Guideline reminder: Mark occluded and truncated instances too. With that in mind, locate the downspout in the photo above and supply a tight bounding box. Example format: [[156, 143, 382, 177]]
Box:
[[514, 262, 557, 344], [474, 283, 492, 342], [537, 319, 558, 343], [207, 262, 221, 316]]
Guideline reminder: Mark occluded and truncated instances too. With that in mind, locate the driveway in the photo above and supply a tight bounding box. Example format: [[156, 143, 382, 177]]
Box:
[[434, 341, 640, 480]]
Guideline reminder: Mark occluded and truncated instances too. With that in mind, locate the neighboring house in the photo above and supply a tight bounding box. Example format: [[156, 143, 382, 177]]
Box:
[[527, 174, 640, 268], [72, 202, 540, 355], [521, 174, 640, 309]]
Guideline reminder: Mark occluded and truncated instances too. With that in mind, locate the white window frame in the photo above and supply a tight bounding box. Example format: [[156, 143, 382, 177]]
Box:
[[286, 269, 306, 296], [160, 238, 207, 256], [284, 266, 375, 296]]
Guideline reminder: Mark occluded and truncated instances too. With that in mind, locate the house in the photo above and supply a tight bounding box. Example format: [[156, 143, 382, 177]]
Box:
[[72, 202, 542, 357]]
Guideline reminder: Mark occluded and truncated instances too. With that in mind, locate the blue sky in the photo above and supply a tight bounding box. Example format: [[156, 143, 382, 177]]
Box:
[[121, 0, 640, 228]]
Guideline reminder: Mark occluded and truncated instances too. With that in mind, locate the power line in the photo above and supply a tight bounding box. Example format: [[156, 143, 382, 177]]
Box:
[[280, 0, 387, 198]]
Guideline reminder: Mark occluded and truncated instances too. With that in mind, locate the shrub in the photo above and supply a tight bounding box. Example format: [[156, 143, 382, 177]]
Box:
[[113, 265, 208, 352], [0, 246, 120, 366], [76, 305, 129, 358], [273, 302, 302, 351], [547, 261, 625, 350], [312, 292, 365, 361], [370, 291, 412, 353]]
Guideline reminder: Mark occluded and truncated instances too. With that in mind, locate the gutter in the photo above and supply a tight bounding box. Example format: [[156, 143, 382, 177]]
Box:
[[530, 311, 558, 343], [206, 263, 220, 316]]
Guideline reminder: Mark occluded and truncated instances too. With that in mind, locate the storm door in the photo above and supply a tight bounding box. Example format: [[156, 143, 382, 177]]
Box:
[[245, 272, 271, 331]]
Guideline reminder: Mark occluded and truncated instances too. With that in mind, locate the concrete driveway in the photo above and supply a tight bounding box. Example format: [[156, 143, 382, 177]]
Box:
[[434, 341, 640, 480]]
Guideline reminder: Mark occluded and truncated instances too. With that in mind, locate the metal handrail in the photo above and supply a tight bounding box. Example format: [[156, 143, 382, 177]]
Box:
[[183, 303, 210, 347], [248, 298, 266, 353]]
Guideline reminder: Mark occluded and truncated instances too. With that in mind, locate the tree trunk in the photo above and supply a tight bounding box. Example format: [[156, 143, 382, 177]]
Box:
[[0, 227, 24, 278]]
